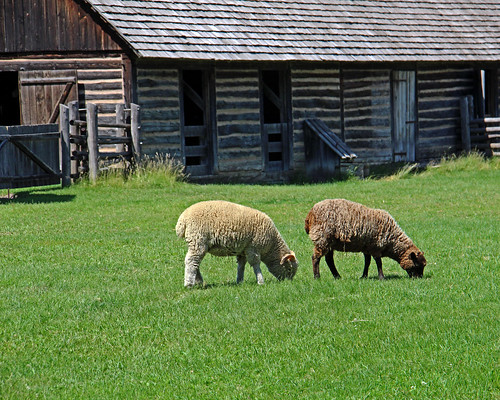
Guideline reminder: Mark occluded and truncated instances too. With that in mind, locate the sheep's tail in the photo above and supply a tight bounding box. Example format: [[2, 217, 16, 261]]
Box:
[[175, 217, 186, 238]]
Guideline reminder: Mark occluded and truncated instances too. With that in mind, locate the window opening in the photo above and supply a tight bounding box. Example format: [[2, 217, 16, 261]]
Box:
[[182, 70, 204, 126], [0, 72, 20, 125], [262, 70, 282, 124]]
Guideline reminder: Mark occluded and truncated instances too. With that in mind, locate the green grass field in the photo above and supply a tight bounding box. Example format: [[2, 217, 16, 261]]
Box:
[[1, 155, 499, 399]]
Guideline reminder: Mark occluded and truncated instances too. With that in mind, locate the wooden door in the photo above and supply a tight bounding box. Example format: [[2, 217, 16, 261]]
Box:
[[180, 70, 214, 176], [260, 70, 291, 172], [19, 70, 78, 124], [392, 70, 416, 162]]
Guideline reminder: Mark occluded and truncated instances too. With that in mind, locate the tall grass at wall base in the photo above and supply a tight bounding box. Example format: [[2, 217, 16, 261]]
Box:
[[90, 153, 186, 188]]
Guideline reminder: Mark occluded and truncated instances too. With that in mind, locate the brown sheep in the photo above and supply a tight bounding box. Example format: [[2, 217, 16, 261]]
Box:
[[304, 199, 426, 279]]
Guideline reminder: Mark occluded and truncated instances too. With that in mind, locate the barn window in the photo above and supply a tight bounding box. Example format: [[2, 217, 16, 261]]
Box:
[[179, 69, 214, 175], [0, 72, 21, 125], [260, 69, 291, 172]]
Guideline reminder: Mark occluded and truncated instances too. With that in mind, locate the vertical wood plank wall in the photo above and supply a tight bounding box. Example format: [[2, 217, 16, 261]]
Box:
[[417, 67, 475, 159], [291, 67, 341, 170], [136, 68, 181, 158], [342, 69, 392, 164], [215, 68, 261, 174]]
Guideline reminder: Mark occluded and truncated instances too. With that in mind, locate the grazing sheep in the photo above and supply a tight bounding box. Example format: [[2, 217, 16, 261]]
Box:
[[304, 199, 426, 279], [176, 200, 298, 287]]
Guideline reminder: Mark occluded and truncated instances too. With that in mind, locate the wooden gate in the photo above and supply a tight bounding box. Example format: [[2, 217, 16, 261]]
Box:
[[392, 70, 416, 162], [0, 124, 60, 189]]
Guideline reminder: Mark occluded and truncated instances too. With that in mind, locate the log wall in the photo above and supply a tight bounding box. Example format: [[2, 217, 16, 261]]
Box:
[[215, 68, 262, 174], [291, 66, 341, 170], [135, 68, 181, 158], [417, 66, 475, 159], [342, 69, 392, 164]]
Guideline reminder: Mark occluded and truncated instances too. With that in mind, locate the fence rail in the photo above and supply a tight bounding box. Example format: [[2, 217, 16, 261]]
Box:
[[60, 101, 141, 183], [460, 95, 500, 157]]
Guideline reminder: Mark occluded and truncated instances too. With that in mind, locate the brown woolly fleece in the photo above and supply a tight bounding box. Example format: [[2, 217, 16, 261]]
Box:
[[305, 199, 426, 279]]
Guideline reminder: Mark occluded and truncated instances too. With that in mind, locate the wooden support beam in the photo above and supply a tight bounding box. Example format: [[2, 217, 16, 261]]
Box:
[[86, 103, 99, 182], [60, 104, 71, 187], [131, 103, 141, 161], [460, 96, 471, 152]]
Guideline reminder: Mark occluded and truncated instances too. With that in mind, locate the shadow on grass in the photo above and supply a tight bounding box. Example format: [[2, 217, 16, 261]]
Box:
[[0, 188, 75, 204]]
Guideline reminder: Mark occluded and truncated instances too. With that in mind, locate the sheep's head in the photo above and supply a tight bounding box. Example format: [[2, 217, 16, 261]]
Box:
[[278, 252, 298, 280], [400, 248, 426, 278]]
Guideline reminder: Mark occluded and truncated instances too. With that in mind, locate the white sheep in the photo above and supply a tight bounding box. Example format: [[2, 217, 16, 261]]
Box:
[[305, 199, 426, 279], [176, 200, 298, 287]]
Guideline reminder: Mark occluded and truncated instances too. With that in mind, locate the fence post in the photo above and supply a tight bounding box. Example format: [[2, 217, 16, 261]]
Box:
[[460, 96, 471, 152], [116, 103, 125, 154], [59, 104, 71, 187], [86, 103, 99, 182], [69, 101, 79, 178], [130, 103, 141, 162]]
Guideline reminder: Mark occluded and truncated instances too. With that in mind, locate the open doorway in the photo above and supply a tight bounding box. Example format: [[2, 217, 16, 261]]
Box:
[[259, 69, 291, 171], [180, 69, 214, 176], [475, 69, 499, 118], [0, 72, 21, 126]]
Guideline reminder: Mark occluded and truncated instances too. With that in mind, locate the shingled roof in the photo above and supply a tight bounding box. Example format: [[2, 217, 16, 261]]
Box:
[[85, 0, 500, 62]]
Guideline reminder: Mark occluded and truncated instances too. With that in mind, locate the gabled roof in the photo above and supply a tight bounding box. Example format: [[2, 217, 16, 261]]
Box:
[[85, 0, 500, 62]]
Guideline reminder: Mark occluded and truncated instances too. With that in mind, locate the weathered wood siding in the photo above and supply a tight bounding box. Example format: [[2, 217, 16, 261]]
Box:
[[0, 56, 125, 127], [77, 63, 125, 126], [136, 68, 181, 158], [417, 67, 475, 159], [0, 0, 121, 54], [215, 68, 262, 174], [342, 69, 392, 163], [291, 66, 341, 171]]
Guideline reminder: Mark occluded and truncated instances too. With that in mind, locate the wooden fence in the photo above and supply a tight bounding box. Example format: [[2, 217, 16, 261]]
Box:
[[1, 102, 140, 191], [460, 95, 500, 156], [60, 101, 141, 183], [0, 124, 61, 189]]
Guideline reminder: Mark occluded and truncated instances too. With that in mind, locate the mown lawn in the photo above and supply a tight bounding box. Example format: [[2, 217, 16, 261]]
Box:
[[1, 156, 499, 399]]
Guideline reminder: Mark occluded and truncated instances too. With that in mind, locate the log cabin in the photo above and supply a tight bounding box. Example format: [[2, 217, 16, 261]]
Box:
[[1, 0, 499, 182]]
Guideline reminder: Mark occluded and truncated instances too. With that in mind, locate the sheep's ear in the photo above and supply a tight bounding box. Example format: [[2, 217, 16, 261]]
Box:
[[410, 252, 417, 261], [281, 253, 296, 264]]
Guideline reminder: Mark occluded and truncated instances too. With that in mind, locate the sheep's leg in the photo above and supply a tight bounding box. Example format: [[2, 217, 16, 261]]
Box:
[[312, 246, 323, 279], [246, 253, 264, 285], [325, 250, 341, 279], [374, 257, 385, 280], [236, 255, 246, 284], [361, 253, 371, 278], [252, 263, 265, 285], [184, 248, 205, 287]]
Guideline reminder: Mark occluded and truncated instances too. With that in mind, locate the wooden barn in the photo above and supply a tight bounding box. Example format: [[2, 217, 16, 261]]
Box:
[[1, 0, 499, 183]]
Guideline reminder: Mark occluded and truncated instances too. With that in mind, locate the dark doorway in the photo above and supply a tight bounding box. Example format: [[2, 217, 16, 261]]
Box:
[[475, 69, 499, 118], [180, 69, 214, 176], [0, 72, 21, 125], [260, 69, 291, 171]]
